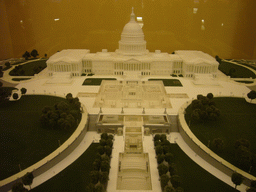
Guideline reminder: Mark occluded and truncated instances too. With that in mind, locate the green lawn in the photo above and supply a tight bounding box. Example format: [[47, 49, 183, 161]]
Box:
[[148, 79, 183, 86], [0, 95, 76, 180], [9, 59, 47, 76], [82, 78, 116, 86], [169, 144, 238, 192], [218, 61, 256, 78], [185, 97, 256, 176], [12, 78, 31, 81], [31, 143, 99, 192]]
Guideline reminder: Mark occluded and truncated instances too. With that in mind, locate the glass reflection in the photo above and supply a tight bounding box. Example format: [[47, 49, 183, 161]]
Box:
[[0, 0, 255, 60]]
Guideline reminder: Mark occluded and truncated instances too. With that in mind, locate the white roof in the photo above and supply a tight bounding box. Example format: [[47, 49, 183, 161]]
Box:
[[47, 49, 90, 64], [175, 50, 218, 65], [82, 50, 182, 62]]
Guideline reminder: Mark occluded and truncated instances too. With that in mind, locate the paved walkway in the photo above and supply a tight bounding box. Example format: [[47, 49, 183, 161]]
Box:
[[28, 131, 248, 192], [30, 132, 101, 189]]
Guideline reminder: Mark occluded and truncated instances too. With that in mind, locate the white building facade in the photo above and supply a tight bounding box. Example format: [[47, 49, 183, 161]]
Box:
[[47, 10, 219, 78]]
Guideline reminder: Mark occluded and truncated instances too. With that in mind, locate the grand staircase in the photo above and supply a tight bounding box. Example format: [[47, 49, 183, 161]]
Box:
[[116, 116, 152, 190]]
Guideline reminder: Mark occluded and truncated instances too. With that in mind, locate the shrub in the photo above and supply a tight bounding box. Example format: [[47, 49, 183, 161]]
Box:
[[154, 140, 161, 147], [101, 154, 110, 163], [164, 185, 176, 192], [154, 134, 161, 141], [158, 163, 169, 176], [164, 153, 174, 163], [160, 134, 167, 142], [160, 174, 170, 190], [207, 93, 214, 100], [13, 93, 19, 100], [169, 163, 178, 176], [235, 138, 250, 149], [108, 134, 114, 141], [156, 145, 163, 155], [176, 187, 184, 192], [12, 182, 28, 192], [170, 175, 181, 188], [163, 145, 171, 154], [157, 154, 165, 164], [99, 171, 109, 184], [106, 139, 113, 148], [93, 159, 101, 171], [101, 133, 108, 140], [90, 171, 99, 185], [94, 183, 105, 192], [100, 139, 107, 146], [105, 145, 112, 157], [211, 138, 224, 153], [231, 172, 244, 189], [101, 161, 110, 173]]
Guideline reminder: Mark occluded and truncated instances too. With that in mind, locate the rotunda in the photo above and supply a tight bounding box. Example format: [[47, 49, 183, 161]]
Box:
[[116, 8, 149, 56]]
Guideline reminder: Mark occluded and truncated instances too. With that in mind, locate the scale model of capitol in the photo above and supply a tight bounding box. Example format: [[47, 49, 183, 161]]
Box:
[[47, 9, 219, 78]]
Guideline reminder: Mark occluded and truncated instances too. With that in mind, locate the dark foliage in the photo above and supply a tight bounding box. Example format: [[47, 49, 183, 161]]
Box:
[[211, 138, 224, 153], [231, 172, 243, 189], [170, 175, 182, 188], [101, 133, 109, 140], [160, 174, 169, 190], [158, 163, 169, 176], [247, 90, 256, 102], [22, 172, 34, 189], [169, 163, 178, 176], [12, 182, 28, 192], [235, 138, 250, 149], [157, 154, 165, 164], [190, 93, 220, 123], [90, 171, 99, 185], [164, 185, 175, 192], [164, 153, 174, 163], [0, 87, 12, 104], [40, 94, 81, 130], [22, 51, 31, 60], [31, 49, 39, 58], [21, 88, 27, 95], [156, 145, 163, 155], [13, 93, 19, 100]]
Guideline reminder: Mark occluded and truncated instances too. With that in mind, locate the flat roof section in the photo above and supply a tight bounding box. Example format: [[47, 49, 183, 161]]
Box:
[[93, 80, 172, 109]]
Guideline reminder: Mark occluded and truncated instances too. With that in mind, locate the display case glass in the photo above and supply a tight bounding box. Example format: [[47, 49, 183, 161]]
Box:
[[1, 0, 256, 60]]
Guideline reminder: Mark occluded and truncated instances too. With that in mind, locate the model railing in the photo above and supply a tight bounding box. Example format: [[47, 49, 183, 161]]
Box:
[[178, 98, 256, 187], [0, 94, 89, 192]]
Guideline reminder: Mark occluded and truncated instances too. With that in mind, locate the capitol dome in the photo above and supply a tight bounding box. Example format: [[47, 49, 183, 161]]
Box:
[[116, 8, 148, 56]]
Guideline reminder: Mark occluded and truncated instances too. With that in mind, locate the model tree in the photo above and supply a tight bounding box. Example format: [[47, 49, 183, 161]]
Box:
[[21, 88, 27, 95], [12, 182, 28, 192], [160, 174, 169, 191], [211, 138, 224, 153], [158, 163, 168, 176], [164, 185, 176, 192], [231, 172, 243, 189], [170, 175, 182, 188], [31, 49, 39, 58], [247, 90, 256, 103], [22, 172, 34, 189], [22, 51, 31, 60], [5, 61, 11, 68], [12, 93, 19, 100]]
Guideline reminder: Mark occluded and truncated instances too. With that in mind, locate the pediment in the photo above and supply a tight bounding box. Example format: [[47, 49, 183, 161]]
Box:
[[124, 58, 141, 63]]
